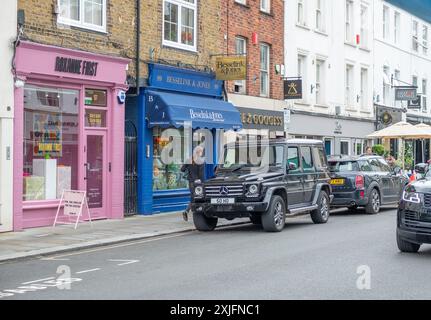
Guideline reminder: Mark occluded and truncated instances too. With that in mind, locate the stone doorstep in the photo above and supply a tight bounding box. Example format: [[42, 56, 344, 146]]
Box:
[[0, 217, 250, 264]]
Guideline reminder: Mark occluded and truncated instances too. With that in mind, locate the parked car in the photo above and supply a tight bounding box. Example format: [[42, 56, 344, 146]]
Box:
[[397, 163, 431, 253], [191, 139, 333, 232], [328, 155, 408, 214]]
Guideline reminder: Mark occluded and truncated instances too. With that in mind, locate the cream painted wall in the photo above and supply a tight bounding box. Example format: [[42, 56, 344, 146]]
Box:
[[0, 0, 17, 232]]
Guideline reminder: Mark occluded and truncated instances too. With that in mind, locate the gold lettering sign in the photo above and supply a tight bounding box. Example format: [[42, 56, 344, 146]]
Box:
[[215, 56, 247, 80], [240, 112, 283, 127]]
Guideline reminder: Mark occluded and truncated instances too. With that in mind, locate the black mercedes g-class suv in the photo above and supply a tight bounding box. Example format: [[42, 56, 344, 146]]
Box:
[[397, 163, 431, 253], [191, 139, 333, 232]]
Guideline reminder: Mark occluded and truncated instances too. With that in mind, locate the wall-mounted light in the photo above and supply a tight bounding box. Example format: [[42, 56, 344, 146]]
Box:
[[14, 79, 25, 88]]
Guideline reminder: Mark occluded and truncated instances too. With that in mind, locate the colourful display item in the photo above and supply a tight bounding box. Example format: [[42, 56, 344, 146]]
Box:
[[24, 176, 45, 201]]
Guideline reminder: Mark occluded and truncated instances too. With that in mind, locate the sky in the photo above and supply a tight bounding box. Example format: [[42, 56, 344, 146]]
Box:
[[386, 0, 431, 24]]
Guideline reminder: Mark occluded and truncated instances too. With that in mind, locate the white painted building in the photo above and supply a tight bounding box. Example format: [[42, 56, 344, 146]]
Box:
[[284, 0, 376, 156], [0, 0, 17, 232], [373, 0, 431, 161]]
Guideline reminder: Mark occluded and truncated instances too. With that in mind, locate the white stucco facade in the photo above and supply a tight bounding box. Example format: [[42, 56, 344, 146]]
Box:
[[0, 0, 17, 232], [284, 0, 375, 156], [373, 0, 431, 122]]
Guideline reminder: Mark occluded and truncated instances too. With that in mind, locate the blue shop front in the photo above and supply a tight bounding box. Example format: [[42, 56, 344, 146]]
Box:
[[126, 63, 242, 215]]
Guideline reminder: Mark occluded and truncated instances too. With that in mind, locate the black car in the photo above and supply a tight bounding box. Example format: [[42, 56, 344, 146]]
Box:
[[397, 163, 431, 253], [328, 155, 408, 214], [191, 139, 333, 232]]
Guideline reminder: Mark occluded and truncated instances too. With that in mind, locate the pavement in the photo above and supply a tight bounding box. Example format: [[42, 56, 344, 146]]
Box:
[[0, 212, 249, 263], [1, 207, 431, 299]]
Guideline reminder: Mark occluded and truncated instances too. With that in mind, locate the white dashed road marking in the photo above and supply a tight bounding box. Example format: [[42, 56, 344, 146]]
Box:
[[75, 268, 101, 274], [108, 259, 139, 266]]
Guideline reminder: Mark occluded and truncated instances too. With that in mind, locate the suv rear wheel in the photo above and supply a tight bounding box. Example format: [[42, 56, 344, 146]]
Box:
[[261, 195, 286, 232], [193, 212, 218, 231], [310, 191, 330, 224], [365, 188, 380, 214], [397, 232, 420, 253]]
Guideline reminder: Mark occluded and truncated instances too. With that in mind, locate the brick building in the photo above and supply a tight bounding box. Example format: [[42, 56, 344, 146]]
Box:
[[220, 0, 286, 140]]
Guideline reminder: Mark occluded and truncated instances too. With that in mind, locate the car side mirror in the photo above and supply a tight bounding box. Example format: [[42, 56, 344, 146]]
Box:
[[415, 163, 428, 175], [287, 162, 298, 172]]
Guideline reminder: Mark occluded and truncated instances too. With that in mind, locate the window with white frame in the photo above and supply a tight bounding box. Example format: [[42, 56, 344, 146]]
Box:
[[315, 0, 325, 32], [58, 0, 106, 32], [422, 79, 427, 112], [360, 4, 368, 48], [261, 0, 270, 13], [298, 54, 307, 102], [360, 67, 368, 109], [234, 37, 247, 94], [260, 43, 270, 97], [340, 140, 350, 156], [413, 20, 419, 52], [394, 11, 400, 44], [235, 0, 246, 4], [345, 0, 354, 43], [394, 69, 401, 107], [163, 0, 197, 51], [383, 5, 390, 40], [316, 59, 325, 105], [297, 0, 306, 26], [345, 64, 354, 107], [423, 25, 428, 55], [383, 66, 390, 105]]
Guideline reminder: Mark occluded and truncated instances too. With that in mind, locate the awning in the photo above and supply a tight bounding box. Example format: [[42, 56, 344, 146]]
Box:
[[146, 90, 243, 130]]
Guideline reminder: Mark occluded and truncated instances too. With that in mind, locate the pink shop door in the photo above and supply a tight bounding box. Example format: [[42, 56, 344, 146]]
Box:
[[85, 132, 107, 219]]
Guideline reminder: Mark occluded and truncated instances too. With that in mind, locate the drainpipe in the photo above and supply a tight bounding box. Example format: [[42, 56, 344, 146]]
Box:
[[128, 0, 141, 97]]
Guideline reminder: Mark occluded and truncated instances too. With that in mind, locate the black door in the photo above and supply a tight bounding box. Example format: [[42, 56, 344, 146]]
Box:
[[300, 146, 316, 204], [286, 146, 304, 207]]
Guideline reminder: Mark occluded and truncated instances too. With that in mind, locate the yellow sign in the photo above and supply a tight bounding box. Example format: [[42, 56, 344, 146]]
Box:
[[215, 56, 247, 80]]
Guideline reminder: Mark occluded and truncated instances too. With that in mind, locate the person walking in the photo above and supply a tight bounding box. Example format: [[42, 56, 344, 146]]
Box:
[[181, 146, 205, 221]]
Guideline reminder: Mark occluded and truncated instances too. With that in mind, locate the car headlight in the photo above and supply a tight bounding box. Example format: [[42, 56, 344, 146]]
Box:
[[402, 190, 421, 203], [194, 186, 203, 196], [246, 184, 259, 197]]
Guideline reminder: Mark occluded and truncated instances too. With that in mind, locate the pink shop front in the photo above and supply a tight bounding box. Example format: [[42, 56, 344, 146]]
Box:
[[13, 41, 129, 230]]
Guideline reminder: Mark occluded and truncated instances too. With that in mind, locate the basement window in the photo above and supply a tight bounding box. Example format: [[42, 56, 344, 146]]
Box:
[[57, 0, 107, 33]]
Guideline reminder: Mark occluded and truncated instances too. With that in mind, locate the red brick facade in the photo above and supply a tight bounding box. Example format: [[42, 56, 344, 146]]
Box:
[[220, 0, 284, 100]]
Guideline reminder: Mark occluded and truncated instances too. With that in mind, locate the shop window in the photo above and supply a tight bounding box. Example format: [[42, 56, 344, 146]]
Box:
[[85, 109, 107, 127], [163, 0, 197, 52], [23, 85, 79, 201], [153, 128, 189, 191], [340, 140, 350, 155], [85, 89, 107, 107], [58, 0, 107, 33]]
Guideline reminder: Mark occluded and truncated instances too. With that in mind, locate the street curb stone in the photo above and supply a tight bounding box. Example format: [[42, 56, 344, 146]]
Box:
[[0, 221, 250, 264]]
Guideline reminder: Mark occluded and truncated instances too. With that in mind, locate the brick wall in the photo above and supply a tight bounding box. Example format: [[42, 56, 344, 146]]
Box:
[[18, 0, 137, 76], [18, 0, 222, 84], [220, 0, 284, 100]]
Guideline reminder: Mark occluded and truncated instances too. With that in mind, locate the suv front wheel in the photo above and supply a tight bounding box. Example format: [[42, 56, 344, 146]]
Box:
[[397, 232, 421, 253], [193, 212, 218, 231], [261, 195, 286, 232], [310, 191, 330, 224]]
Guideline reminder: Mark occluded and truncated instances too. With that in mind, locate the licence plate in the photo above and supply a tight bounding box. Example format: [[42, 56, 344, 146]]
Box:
[[211, 198, 235, 205], [330, 178, 345, 185]]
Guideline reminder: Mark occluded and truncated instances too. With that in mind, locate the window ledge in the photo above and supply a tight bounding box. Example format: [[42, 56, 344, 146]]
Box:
[[260, 10, 274, 17], [360, 109, 372, 114], [344, 41, 357, 48], [314, 29, 328, 37], [359, 46, 371, 52], [345, 107, 357, 112], [57, 20, 107, 35], [234, 1, 250, 9], [162, 41, 198, 54], [315, 103, 329, 108], [294, 101, 310, 107], [296, 23, 310, 31]]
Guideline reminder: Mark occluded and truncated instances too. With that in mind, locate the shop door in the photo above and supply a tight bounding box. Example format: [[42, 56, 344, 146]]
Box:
[[85, 132, 107, 218]]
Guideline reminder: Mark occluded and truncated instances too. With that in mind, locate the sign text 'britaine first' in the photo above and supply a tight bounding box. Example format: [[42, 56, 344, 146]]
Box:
[[55, 56, 99, 77]]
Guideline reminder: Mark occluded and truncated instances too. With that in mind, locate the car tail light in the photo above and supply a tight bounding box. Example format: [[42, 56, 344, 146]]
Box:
[[359, 190, 365, 198], [355, 175, 365, 189]]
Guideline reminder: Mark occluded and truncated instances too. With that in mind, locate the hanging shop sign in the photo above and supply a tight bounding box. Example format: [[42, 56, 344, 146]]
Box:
[[215, 56, 247, 81], [395, 87, 417, 101], [238, 107, 284, 131], [408, 94, 422, 109], [284, 79, 303, 100], [55, 56, 99, 76]]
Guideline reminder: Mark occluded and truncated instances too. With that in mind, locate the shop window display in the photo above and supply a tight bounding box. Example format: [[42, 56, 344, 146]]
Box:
[[23, 85, 79, 201], [153, 128, 189, 190]]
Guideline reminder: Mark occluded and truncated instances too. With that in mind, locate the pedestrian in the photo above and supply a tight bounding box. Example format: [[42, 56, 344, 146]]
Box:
[[365, 146, 373, 155], [181, 146, 205, 222]]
